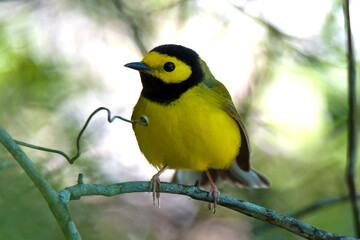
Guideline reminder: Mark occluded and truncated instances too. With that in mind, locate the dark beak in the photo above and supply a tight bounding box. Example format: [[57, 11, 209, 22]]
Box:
[[124, 62, 153, 72]]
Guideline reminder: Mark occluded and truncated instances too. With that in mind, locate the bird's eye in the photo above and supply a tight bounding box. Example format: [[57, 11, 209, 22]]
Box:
[[163, 62, 175, 72]]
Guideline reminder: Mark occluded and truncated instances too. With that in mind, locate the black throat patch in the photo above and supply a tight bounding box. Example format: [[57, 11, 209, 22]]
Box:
[[140, 68, 203, 104], [139, 44, 204, 104]]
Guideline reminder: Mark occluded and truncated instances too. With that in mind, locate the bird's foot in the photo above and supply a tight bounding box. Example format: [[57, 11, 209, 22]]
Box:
[[150, 173, 162, 208], [208, 184, 220, 214], [150, 165, 168, 208], [205, 169, 220, 213]]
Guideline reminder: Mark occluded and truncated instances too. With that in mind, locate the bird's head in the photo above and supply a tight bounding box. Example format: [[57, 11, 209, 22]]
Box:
[[125, 44, 205, 103]]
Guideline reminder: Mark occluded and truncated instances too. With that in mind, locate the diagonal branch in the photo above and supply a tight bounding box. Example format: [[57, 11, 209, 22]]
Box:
[[343, 0, 360, 237], [62, 181, 358, 240], [0, 125, 81, 240]]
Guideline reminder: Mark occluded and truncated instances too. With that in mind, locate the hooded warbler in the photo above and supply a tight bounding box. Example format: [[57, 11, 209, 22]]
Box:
[[125, 44, 270, 212]]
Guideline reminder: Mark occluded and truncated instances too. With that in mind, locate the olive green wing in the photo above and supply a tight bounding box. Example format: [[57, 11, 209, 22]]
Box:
[[173, 59, 269, 187], [173, 78, 271, 188], [203, 78, 251, 172]]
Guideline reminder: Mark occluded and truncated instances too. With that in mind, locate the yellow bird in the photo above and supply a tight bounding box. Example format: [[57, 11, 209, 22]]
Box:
[[125, 44, 269, 211]]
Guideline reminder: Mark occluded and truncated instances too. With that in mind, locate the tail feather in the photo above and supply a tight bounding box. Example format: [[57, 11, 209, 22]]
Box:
[[172, 162, 270, 188], [226, 162, 270, 188]]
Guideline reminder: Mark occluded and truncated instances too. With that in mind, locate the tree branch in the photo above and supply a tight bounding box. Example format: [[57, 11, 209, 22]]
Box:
[[0, 125, 81, 240], [254, 195, 360, 234], [343, 0, 360, 237], [62, 181, 357, 240], [1, 120, 358, 240]]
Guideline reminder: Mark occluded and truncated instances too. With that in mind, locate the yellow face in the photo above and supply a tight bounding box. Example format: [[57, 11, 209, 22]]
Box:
[[142, 51, 192, 84]]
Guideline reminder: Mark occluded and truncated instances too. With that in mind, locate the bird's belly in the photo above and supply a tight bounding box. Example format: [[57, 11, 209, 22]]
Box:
[[132, 92, 241, 171]]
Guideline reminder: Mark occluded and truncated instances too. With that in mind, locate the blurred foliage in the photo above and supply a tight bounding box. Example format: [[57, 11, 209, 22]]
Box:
[[0, 2, 106, 239], [65, 0, 198, 55], [0, 0, 359, 240]]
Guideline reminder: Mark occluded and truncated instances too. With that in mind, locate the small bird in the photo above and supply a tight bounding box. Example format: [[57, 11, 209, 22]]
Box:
[[125, 44, 270, 212]]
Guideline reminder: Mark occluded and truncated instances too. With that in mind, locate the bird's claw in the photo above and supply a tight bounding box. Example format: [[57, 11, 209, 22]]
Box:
[[208, 185, 220, 214], [151, 174, 161, 208]]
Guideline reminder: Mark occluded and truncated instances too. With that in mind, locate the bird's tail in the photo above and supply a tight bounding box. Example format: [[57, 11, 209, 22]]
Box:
[[172, 162, 270, 188], [225, 162, 270, 188]]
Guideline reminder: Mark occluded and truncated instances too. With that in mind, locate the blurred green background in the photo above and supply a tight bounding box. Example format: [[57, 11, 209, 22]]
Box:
[[0, 0, 359, 239]]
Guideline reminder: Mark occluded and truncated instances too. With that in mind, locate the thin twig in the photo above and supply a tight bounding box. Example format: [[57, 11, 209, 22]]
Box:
[[62, 181, 358, 240], [14, 107, 147, 165], [343, 0, 360, 237], [232, 5, 297, 40], [233, 4, 335, 67], [112, 0, 148, 55]]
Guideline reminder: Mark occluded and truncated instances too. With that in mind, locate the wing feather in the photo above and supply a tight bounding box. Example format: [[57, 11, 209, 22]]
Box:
[[203, 78, 250, 172]]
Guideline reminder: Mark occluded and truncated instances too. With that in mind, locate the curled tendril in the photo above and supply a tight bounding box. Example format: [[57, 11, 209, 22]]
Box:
[[14, 107, 148, 164]]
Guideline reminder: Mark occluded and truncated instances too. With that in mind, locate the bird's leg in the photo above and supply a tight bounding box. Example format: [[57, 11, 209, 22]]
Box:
[[150, 165, 168, 208], [205, 169, 220, 213]]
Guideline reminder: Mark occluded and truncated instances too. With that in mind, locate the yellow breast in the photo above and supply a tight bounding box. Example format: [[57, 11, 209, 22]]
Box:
[[132, 84, 241, 171]]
